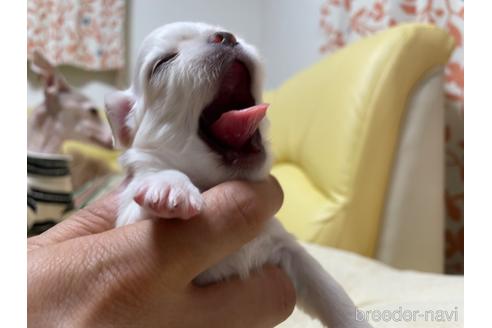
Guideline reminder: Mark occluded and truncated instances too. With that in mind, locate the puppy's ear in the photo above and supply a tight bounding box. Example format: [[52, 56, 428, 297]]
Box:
[[31, 51, 70, 94], [105, 90, 135, 149]]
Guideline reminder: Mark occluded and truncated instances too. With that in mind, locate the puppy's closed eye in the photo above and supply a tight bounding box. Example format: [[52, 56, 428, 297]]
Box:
[[151, 53, 178, 77]]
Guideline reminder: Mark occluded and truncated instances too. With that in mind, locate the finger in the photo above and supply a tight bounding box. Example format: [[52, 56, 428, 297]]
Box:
[[191, 266, 296, 328], [94, 176, 284, 286], [28, 188, 122, 251]]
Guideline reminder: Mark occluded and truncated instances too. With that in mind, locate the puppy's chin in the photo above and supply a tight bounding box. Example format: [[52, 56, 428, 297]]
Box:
[[197, 59, 269, 175]]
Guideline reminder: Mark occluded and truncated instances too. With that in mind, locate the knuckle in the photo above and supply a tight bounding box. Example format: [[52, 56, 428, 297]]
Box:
[[222, 186, 262, 236]]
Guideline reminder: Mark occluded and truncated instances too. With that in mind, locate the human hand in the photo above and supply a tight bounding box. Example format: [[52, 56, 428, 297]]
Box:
[[27, 177, 295, 328]]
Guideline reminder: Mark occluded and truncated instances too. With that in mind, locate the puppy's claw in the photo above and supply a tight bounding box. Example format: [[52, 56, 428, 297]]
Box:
[[133, 178, 203, 220]]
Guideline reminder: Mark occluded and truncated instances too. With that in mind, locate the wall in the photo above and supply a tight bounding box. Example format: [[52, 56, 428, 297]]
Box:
[[128, 0, 264, 78], [27, 0, 326, 107], [28, 0, 267, 107], [262, 0, 325, 89]]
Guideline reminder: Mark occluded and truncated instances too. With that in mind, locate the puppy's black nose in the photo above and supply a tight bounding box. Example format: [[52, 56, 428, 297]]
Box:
[[209, 32, 238, 47]]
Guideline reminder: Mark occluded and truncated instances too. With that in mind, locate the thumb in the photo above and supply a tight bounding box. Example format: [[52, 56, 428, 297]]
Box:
[[192, 266, 296, 328]]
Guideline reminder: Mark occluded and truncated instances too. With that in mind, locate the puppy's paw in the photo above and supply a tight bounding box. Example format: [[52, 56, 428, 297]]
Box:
[[133, 172, 203, 220]]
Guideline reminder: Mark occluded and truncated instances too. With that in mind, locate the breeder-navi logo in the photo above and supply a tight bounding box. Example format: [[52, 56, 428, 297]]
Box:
[[356, 306, 459, 323]]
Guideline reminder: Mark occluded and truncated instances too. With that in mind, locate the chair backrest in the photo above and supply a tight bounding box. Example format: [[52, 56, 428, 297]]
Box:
[[266, 23, 454, 257]]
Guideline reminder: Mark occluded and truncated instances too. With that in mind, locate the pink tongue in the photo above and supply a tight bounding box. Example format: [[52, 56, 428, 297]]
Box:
[[210, 103, 268, 149]]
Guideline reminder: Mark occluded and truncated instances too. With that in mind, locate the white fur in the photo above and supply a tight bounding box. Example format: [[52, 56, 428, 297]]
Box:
[[108, 22, 372, 328]]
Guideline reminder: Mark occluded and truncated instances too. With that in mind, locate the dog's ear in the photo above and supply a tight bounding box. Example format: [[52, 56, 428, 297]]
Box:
[[31, 51, 71, 95], [105, 90, 135, 149]]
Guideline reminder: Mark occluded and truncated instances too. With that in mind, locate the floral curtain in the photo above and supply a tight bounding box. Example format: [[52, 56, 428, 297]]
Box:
[[319, 0, 464, 274], [27, 0, 126, 71]]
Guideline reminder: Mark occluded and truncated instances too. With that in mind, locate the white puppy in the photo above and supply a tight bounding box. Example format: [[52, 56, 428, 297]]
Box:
[[106, 22, 371, 328]]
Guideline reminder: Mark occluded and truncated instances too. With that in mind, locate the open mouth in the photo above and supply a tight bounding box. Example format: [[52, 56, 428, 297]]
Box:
[[199, 60, 267, 164]]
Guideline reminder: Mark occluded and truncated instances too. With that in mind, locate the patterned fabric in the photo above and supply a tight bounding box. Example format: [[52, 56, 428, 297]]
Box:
[[27, 152, 74, 232], [73, 173, 124, 209], [27, 150, 124, 236], [319, 0, 464, 274], [27, 0, 126, 71]]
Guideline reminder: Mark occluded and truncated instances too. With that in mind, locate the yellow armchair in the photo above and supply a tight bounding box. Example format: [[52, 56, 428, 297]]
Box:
[[265, 23, 454, 269]]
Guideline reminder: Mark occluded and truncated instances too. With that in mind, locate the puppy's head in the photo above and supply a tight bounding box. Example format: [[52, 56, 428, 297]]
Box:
[[106, 22, 272, 187], [29, 51, 113, 152]]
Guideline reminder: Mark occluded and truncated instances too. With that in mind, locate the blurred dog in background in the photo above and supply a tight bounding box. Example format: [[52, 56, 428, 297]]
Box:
[[28, 51, 113, 155], [27, 52, 115, 231]]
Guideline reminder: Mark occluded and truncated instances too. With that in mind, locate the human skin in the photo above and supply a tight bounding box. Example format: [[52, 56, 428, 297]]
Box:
[[27, 177, 296, 328]]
